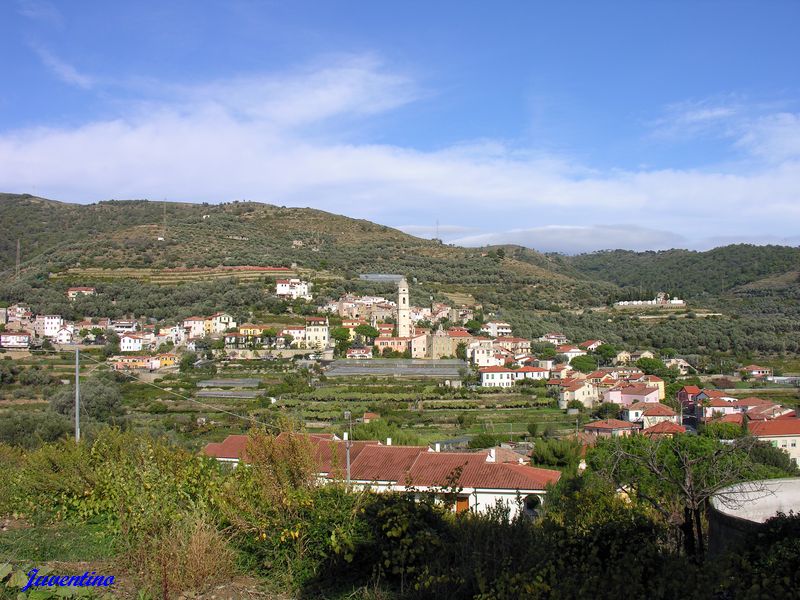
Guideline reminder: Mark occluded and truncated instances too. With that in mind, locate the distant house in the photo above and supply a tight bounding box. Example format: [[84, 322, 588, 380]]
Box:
[[677, 385, 702, 409], [54, 327, 74, 345], [346, 347, 373, 359], [0, 331, 32, 349], [120, 333, 144, 353], [748, 419, 800, 465], [481, 321, 513, 338], [111, 320, 138, 335], [479, 366, 549, 388], [34, 315, 64, 338], [603, 383, 660, 406], [362, 412, 380, 423], [629, 350, 655, 363], [556, 345, 587, 363], [742, 364, 772, 379], [578, 339, 605, 351], [558, 380, 598, 409], [66, 286, 96, 300], [584, 419, 638, 438], [623, 402, 679, 428], [305, 317, 329, 349], [664, 358, 695, 375], [183, 317, 207, 339], [209, 312, 236, 334], [275, 278, 313, 301], [642, 421, 686, 438], [538, 332, 568, 345]]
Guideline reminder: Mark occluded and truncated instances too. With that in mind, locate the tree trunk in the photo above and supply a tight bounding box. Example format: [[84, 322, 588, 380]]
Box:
[[694, 506, 705, 561], [682, 507, 696, 556]]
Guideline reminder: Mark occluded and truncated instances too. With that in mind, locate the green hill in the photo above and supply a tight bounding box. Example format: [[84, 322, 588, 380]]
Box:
[[0, 193, 614, 312], [566, 246, 800, 298]]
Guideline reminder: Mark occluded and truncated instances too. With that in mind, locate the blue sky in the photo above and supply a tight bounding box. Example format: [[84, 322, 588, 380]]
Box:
[[1, 1, 799, 253]]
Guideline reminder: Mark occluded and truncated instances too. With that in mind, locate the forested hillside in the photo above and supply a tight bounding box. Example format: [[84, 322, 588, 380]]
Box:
[[567, 246, 800, 298]]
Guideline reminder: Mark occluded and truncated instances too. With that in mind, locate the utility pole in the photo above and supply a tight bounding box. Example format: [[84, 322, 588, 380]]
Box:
[[344, 411, 352, 487], [75, 349, 80, 443], [162, 201, 167, 239], [15, 239, 20, 279]]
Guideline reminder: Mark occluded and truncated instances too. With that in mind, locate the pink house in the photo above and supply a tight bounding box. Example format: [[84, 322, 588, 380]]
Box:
[[603, 383, 660, 406]]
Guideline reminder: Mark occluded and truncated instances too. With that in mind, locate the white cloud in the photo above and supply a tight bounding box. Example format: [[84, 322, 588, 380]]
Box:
[[1, 56, 800, 254], [31, 44, 94, 89], [451, 225, 688, 254], [735, 113, 800, 162]]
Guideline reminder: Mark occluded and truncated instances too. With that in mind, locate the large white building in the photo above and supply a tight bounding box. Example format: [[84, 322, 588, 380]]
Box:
[[479, 365, 550, 387], [305, 317, 329, 349], [275, 278, 313, 301]]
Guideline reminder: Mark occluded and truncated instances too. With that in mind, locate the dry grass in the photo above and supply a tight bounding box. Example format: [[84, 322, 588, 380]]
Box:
[[123, 513, 236, 598]]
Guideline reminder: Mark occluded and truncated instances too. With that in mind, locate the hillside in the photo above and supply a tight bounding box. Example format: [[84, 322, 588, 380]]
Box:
[[0, 193, 615, 312], [566, 246, 800, 298]]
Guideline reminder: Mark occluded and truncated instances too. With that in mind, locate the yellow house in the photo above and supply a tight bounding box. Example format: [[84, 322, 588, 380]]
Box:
[[158, 353, 178, 368]]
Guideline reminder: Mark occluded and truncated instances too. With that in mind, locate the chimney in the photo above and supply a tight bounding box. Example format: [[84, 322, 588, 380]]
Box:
[[386, 437, 392, 446], [343, 432, 349, 441], [487, 448, 496, 463], [434, 443, 441, 452]]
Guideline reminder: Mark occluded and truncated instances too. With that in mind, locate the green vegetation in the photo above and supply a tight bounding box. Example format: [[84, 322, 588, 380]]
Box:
[[2, 427, 799, 598]]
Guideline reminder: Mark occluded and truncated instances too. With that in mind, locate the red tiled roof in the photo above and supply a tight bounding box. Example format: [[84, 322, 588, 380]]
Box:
[[743, 365, 771, 371], [643, 421, 686, 436], [642, 403, 676, 417], [406, 452, 559, 490], [680, 385, 702, 395], [585, 419, 638, 430], [748, 419, 800, 437], [480, 366, 513, 373], [347, 445, 429, 482], [713, 413, 745, 425], [618, 384, 659, 396]]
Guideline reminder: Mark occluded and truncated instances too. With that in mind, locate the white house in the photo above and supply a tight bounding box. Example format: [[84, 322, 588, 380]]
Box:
[[111, 320, 138, 335], [479, 365, 549, 388], [0, 331, 32, 349], [578, 339, 605, 352], [209, 312, 237, 334], [346, 347, 373, 359], [66, 287, 96, 300], [481, 321, 513, 338], [742, 364, 773, 379], [556, 345, 587, 363], [54, 326, 74, 345], [305, 317, 329, 349], [275, 278, 313, 301], [622, 402, 678, 428], [538, 332, 568, 345], [120, 333, 144, 353], [279, 326, 306, 347], [183, 317, 206, 339]]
